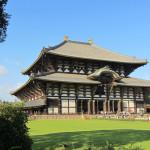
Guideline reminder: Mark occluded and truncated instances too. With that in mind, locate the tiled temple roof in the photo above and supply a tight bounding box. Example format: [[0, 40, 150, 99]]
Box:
[[36, 73, 150, 87], [117, 77, 150, 87], [35, 73, 100, 84], [48, 40, 147, 64], [22, 40, 147, 74], [11, 73, 150, 96]]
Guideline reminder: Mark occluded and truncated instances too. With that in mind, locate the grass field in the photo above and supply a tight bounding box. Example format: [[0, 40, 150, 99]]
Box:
[[28, 119, 150, 150]]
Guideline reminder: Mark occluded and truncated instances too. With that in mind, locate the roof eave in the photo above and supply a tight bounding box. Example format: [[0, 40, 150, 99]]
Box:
[[117, 84, 150, 87], [35, 77, 100, 84], [48, 51, 147, 65], [21, 41, 67, 75], [21, 47, 49, 75], [21, 40, 148, 74], [11, 78, 33, 95]]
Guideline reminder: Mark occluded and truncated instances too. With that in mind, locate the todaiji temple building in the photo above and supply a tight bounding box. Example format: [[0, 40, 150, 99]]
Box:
[[12, 37, 150, 115]]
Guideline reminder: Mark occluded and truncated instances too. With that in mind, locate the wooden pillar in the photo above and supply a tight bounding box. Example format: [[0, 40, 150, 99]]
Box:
[[105, 84, 110, 113], [107, 100, 110, 112], [120, 87, 124, 113], [75, 99, 77, 114], [75, 84, 78, 114], [117, 100, 121, 112], [58, 83, 62, 114], [44, 108, 48, 115], [81, 100, 83, 113], [120, 101, 122, 112], [103, 100, 107, 112], [112, 100, 115, 112], [58, 99, 61, 114], [133, 88, 137, 113], [96, 100, 99, 114], [134, 100, 137, 114], [88, 100, 91, 114], [93, 100, 95, 114]]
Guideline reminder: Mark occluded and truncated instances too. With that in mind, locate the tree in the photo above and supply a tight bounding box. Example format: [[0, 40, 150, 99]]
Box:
[[0, 0, 9, 42], [0, 102, 32, 150]]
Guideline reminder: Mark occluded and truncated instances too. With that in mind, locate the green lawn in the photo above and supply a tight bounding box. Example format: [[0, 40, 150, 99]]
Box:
[[28, 119, 150, 150]]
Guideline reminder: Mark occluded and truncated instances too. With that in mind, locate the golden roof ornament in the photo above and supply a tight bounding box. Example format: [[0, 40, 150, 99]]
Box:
[[88, 39, 93, 45], [64, 35, 69, 41]]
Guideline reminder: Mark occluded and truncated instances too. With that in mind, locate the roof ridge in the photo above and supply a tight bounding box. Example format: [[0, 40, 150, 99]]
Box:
[[11, 78, 33, 95], [47, 40, 90, 51], [47, 41, 67, 51], [67, 40, 90, 45]]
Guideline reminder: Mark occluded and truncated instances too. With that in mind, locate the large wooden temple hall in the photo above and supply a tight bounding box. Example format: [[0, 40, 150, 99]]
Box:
[[12, 37, 150, 115]]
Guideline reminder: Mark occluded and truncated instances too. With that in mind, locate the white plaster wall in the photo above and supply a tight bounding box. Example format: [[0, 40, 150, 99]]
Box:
[[129, 101, 135, 107], [62, 108, 68, 114], [48, 107, 53, 114], [62, 100, 68, 107], [69, 100, 75, 107], [69, 108, 76, 114], [54, 107, 58, 114]]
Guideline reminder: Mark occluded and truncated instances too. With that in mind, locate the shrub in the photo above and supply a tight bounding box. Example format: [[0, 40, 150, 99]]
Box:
[[0, 102, 32, 150]]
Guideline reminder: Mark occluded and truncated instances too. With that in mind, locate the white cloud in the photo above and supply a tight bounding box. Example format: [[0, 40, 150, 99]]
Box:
[[0, 65, 7, 76], [0, 82, 24, 101]]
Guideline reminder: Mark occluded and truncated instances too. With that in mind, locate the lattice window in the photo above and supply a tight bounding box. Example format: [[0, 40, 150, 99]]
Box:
[[78, 85, 84, 97], [68, 85, 76, 97], [120, 66, 125, 77], [63, 61, 70, 73], [135, 88, 143, 99], [128, 88, 134, 99], [61, 85, 68, 97], [47, 83, 53, 96], [115, 87, 120, 98], [123, 87, 128, 98], [84, 85, 91, 97], [57, 60, 63, 72]]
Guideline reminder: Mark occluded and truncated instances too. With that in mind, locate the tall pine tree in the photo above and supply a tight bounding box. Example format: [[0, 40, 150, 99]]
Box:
[[0, 0, 9, 42]]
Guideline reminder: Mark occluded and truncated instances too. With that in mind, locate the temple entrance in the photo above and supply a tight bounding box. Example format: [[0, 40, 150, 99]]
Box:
[[77, 99, 88, 114], [76, 99, 123, 114], [47, 99, 59, 114], [109, 100, 122, 113], [97, 100, 104, 113], [113, 100, 118, 112], [82, 100, 88, 113], [77, 100, 105, 114]]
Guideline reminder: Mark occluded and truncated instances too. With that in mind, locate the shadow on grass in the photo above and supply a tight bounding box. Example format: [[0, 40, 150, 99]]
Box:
[[32, 129, 150, 150]]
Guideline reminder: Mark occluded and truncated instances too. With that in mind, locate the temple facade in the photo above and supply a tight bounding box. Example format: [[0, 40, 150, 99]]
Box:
[[12, 37, 150, 115]]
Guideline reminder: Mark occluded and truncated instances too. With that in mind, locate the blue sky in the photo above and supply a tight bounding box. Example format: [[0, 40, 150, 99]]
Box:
[[0, 0, 150, 101]]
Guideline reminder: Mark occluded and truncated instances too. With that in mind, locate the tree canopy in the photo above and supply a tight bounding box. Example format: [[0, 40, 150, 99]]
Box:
[[0, 102, 32, 150], [0, 0, 9, 42]]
